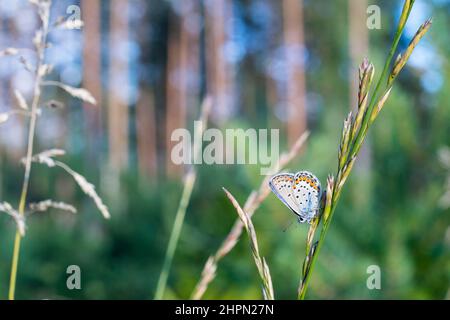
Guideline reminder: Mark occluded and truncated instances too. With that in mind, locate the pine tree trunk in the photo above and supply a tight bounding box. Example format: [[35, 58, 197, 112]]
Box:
[[348, 0, 371, 170], [165, 1, 201, 177], [108, 0, 129, 170], [283, 0, 307, 147], [137, 88, 157, 178], [81, 0, 102, 160], [205, 0, 232, 122]]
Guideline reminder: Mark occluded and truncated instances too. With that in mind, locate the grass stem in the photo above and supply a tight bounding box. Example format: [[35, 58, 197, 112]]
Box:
[[191, 131, 309, 299], [8, 3, 49, 300], [154, 98, 211, 299], [298, 0, 430, 300]]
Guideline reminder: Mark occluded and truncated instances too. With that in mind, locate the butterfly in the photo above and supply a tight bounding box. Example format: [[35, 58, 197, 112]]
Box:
[[269, 171, 322, 224]]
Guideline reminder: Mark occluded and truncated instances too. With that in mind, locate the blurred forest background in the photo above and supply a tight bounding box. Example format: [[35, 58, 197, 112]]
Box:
[[0, 0, 449, 299]]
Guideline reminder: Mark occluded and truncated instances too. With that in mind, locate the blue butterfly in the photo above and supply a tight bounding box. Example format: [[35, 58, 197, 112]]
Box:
[[269, 171, 321, 224]]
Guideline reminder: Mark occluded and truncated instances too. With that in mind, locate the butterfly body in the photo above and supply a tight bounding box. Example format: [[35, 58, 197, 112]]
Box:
[[269, 171, 321, 224]]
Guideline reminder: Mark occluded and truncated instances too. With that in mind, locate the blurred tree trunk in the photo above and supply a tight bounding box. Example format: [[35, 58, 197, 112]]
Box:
[[348, 0, 371, 170], [266, 75, 278, 124], [165, 11, 185, 178], [165, 1, 200, 177], [136, 2, 157, 179], [282, 0, 307, 147], [205, 0, 232, 122], [81, 0, 102, 161], [108, 0, 129, 171], [182, 1, 201, 123], [349, 0, 368, 110], [137, 88, 157, 178], [7, 18, 25, 160]]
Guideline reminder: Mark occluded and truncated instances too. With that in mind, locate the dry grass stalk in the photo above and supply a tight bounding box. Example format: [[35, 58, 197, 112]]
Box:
[[28, 200, 77, 214], [0, 48, 19, 56], [298, 0, 431, 299], [191, 131, 309, 299], [14, 90, 29, 110], [223, 188, 274, 300], [27, 149, 111, 219], [154, 97, 212, 300], [42, 80, 97, 105], [0, 0, 107, 300], [0, 202, 25, 236]]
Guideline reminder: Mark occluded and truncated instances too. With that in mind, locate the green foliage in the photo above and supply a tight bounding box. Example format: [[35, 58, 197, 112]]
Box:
[[0, 0, 448, 299]]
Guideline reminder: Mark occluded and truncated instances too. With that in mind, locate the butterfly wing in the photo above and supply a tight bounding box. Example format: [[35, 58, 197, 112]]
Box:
[[293, 171, 321, 222], [269, 173, 300, 216]]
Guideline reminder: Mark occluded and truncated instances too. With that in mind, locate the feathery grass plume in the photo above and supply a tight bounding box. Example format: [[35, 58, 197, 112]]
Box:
[[28, 200, 77, 214], [6, 0, 52, 300], [154, 97, 212, 300], [191, 131, 309, 300], [14, 90, 29, 110], [0, 113, 9, 124], [223, 188, 275, 300], [0, 202, 25, 236], [0, 47, 19, 56], [42, 81, 97, 105], [28, 149, 111, 219], [298, 0, 431, 299], [0, 108, 35, 126], [25, 148, 66, 167], [0, 0, 107, 300], [19, 56, 34, 73], [0, 89, 35, 126]]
